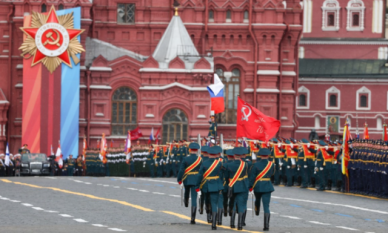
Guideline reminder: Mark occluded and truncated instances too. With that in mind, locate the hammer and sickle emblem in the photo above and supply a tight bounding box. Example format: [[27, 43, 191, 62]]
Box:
[[241, 105, 252, 121], [43, 29, 60, 47]]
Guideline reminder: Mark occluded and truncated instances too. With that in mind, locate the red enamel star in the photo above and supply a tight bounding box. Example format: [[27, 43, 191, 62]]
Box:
[[20, 5, 84, 68]]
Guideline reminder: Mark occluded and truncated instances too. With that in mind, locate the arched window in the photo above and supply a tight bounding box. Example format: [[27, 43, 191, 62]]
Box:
[[226, 10, 231, 21], [322, 0, 340, 31], [216, 68, 240, 124], [209, 10, 214, 21], [299, 94, 306, 107], [162, 109, 188, 144], [346, 0, 365, 31], [111, 87, 137, 135], [59, 4, 64, 10], [243, 10, 249, 21], [329, 94, 337, 107], [41, 4, 47, 13], [352, 13, 359, 26]]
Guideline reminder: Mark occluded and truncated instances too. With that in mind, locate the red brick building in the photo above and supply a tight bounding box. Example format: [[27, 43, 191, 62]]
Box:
[[0, 0, 302, 154], [297, 0, 388, 140]]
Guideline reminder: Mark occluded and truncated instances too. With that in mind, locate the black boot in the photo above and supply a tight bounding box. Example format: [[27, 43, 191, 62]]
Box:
[[212, 212, 217, 230], [263, 213, 270, 231], [217, 208, 223, 225], [199, 197, 204, 214], [255, 204, 260, 216], [223, 204, 228, 217], [230, 211, 236, 228], [184, 197, 188, 207], [190, 207, 196, 224], [237, 213, 243, 230], [242, 210, 246, 226], [207, 212, 212, 223]]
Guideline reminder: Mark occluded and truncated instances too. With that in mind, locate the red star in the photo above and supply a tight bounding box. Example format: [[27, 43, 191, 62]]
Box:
[[21, 6, 83, 67]]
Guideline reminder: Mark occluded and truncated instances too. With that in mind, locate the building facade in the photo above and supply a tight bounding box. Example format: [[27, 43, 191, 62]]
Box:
[[0, 0, 302, 154], [297, 0, 388, 140]]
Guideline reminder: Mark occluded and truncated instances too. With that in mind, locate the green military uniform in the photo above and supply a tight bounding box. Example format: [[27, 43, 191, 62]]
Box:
[[208, 121, 217, 139], [249, 148, 275, 231], [171, 145, 178, 177], [225, 147, 249, 230], [67, 156, 75, 176], [156, 148, 164, 177], [315, 140, 330, 191], [197, 146, 224, 230], [177, 142, 202, 224], [198, 146, 212, 222], [147, 149, 155, 178]]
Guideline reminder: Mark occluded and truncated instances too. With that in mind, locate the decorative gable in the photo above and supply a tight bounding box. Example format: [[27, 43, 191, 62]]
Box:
[[194, 58, 211, 69], [221, 50, 234, 59], [143, 56, 159, 68], [92, 55, 108, 67], [168, 56, 185, 69]]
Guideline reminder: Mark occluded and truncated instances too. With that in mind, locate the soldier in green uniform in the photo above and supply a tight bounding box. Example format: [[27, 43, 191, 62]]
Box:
[[196, 146, 224, 230], [171, 141, 178, 177], [198, 145, 212, 223], [249, 148, 275, 231], [156, 146, 164, 177], [208, 115, 217, 139], [315, 141, 331, 191], [164, 145, 171, 177], [239, 147, 251, 227], [177, 142, 202, 224], [66, 155, 75, 176], [223, 149, 234, 218], [147, 145, 155, 178], [225, 147, 249, 230]]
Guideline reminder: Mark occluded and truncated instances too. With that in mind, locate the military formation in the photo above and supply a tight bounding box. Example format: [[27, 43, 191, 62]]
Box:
[[163, 135, 388, 231], [175, 140, 275, 231], [349, 139, 388, 197]]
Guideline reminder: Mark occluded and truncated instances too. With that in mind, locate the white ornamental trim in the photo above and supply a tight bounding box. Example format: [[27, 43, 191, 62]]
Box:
[[300, 40, 388, 45]]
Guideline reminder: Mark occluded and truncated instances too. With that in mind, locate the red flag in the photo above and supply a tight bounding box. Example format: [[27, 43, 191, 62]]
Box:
[[130, 127, 143, 140], [154, 128, 161, 144], [364, 123, 369, 140], [236, 97, 280, 141]]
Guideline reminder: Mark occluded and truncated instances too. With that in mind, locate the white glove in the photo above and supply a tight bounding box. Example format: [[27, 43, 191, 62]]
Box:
[[297, 168, 300, 171], [290, 143, 294, 149], [287, 166, 290, 169], [197, 190, 202, 196], [279, 163, 283, 166], [280, 167, 282, 171], [180, 183, 183, 189], [319, 167, 324, 171], [278, 143, 281, 148], [307, 143, 310, 148], [333, 160, 337, 164], [249, 190, 254, 195], [304, 165, 308, 168], [314, 167, 318, 172], [173, 160, 176, 163]]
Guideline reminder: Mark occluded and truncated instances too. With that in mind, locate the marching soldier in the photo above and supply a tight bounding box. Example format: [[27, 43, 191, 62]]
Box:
[[198, 145, 211, 221], [177, 142, 202, 224], [225, 147, 249, 230], [249, 148, 275, 231], [223, 149, 234, 218], [196, 146, 223, 230]]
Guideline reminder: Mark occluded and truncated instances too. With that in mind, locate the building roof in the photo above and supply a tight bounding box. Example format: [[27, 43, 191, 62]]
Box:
[[85, 37, 148, 67], [299, 59, 388, 78], [152, 15, 213, 71]]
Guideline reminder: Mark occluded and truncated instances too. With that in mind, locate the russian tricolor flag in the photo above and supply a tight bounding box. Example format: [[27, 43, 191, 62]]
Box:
[[148, 127, 155, 144], [207, 74, 225, 114]]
